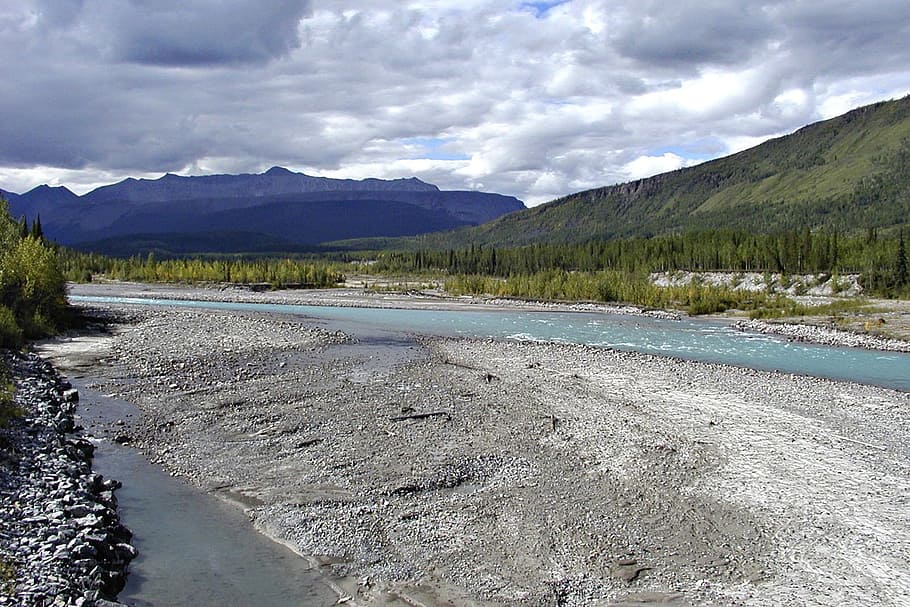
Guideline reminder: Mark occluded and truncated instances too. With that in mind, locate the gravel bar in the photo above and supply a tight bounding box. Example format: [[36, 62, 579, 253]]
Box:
[[32, 292, 910, 607]]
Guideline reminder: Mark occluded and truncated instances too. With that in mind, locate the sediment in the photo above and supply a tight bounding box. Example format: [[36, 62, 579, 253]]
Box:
[[733, 318, 910, 352], [35, 294, 910, 607], [0, 351, 133, 607]]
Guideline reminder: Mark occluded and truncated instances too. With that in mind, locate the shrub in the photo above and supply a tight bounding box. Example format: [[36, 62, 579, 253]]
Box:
[[0, 307, 22, 349], [0, 359, 23, 428]]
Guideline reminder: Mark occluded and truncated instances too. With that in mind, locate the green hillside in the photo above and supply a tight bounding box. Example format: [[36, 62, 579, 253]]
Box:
[[414, 95, 910, 248]]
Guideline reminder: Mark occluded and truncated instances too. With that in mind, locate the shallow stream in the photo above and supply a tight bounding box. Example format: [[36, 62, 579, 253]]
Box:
[[73, 380, 338, 607]]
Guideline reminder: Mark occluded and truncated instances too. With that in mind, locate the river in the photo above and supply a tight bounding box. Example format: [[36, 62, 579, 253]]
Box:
[[71, 295, 910, 391], [57, 292, 910, 606]]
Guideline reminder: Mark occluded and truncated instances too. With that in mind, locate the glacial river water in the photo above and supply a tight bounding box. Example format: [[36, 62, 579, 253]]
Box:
[[72, 295, 910, 391]]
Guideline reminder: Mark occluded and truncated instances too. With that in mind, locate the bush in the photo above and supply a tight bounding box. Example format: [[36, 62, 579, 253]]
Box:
[[1, 199, 68, 339], [0, 307, 22, 349], [0, 359, 22, 429]]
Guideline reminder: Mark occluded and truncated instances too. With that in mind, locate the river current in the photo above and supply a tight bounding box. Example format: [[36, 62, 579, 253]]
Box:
[[72, 295, 910, 391]]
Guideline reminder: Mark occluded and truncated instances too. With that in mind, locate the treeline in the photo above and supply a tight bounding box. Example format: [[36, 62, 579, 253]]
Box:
[[0, 201, 67, 348], [368, 229, 909, 297], [372, 229, 891, 275], [61, 251, 345, 289]]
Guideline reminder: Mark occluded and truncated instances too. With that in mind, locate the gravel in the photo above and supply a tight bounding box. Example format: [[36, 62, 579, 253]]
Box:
[[34, 291, 910, 607], [733, 318, 910, 352], [0, 352, 133, 607]]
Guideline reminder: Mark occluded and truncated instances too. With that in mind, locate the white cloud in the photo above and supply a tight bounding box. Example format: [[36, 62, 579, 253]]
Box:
[[623, 153, 687, 180], [1, 0, 909, 208]]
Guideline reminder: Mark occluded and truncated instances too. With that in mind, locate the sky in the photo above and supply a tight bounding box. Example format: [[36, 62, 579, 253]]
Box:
[[1, 1, 909, 207]]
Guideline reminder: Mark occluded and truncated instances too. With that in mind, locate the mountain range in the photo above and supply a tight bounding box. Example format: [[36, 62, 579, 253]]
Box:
[[1, 167, 524, 254], [4, 96, 909, 257]]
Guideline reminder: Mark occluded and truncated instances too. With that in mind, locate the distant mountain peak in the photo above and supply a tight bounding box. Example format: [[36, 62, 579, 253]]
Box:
[[28, 184, 76, 195], [264, 166, 294, 176], [23, 184, 79, 202]]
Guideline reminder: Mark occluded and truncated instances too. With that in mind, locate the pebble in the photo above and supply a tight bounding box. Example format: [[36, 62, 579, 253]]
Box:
[[0, 352, 133, 607], [734, 319, 910, 352]]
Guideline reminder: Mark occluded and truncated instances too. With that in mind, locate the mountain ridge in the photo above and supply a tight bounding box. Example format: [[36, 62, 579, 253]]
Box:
[[2, 168, 524, 253], [404, 95, 910, 249]]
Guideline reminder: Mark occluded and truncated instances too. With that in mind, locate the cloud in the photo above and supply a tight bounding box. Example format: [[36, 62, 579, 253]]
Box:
[[32, 0, 313, 66], [1, 0, 909, 207], [609, 1, 773, 68], [623, 153, 688, 180]]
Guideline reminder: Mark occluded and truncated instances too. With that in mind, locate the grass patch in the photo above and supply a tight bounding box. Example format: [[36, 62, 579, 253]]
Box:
[[0, 557, 15, 595], [749, 298, 874, 319], [0, 361, 23, 429]]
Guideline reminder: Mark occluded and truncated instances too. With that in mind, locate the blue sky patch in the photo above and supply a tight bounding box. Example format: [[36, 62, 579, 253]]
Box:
[[402, 137, 470, 161], [520, 1, 572, 18], [650, 138, 726, 162]]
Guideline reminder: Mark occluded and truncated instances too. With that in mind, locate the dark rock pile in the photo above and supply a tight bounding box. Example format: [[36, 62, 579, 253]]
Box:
[[0, 351, 133, 607]]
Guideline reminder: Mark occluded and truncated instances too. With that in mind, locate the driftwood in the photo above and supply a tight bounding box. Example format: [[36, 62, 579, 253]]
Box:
[[442, 358, 483, 371], [389, 411, 451, 422], [832, 434, 886, 450], [441, 358, 499, 383]]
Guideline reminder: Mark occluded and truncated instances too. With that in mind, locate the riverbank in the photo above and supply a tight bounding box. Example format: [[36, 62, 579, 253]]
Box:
[[733, 318, 910, 352], [0, 351, 134, 607], [36, 295, 910, 607], [68, 281, 910, 353]]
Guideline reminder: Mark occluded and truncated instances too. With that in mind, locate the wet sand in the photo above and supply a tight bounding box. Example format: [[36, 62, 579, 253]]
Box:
[[35, 284, 910, 607]]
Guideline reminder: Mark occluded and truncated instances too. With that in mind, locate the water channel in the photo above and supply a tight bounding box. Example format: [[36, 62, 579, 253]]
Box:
[[72, 381, 338, 607], [72, 295, 910, 391]]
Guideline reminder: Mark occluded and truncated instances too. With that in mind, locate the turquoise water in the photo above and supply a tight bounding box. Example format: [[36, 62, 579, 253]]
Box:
[[71, 295, 910, 391]]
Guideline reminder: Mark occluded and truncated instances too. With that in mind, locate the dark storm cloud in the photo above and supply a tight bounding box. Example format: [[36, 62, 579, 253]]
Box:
[[32, 0, 312, 66], [772, 0, 910, 76], [105, 1, 312, 66], [610, 1, 774, 67]]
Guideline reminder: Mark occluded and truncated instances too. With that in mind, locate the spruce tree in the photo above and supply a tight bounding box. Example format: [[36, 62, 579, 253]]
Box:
[[29, 214, 43, 240]]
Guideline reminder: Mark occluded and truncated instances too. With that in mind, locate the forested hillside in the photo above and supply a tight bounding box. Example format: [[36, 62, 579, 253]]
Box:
[[409, 96, 910, 248]]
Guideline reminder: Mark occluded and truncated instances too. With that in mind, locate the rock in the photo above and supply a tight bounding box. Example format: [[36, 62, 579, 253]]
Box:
[[0, 351, 135, 607]]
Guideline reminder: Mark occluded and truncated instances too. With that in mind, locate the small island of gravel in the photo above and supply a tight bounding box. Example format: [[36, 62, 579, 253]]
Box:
[[34, 282, 910, 607]]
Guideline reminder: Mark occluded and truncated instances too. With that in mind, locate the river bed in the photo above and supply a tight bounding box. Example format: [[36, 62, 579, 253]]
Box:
[[35, 285, 910, 606], [70, 293, 910, 391]]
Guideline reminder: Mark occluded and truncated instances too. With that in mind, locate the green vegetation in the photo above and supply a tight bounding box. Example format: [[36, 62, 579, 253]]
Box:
[[61, 250, 345, 289], [366, 229, 910, 299], [0, 200, 68, 347], [0, 556, 15, 596], [748, 298, 874, 320], [0, 359, 22, 428], [444, 270, 784, 315], [60, 225, 908, 314], [395, 96, 910, 249]]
